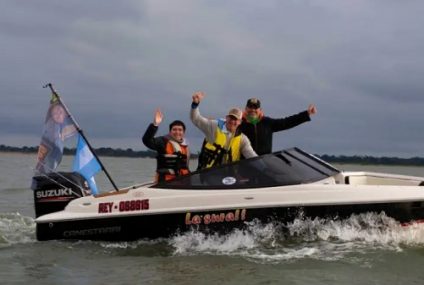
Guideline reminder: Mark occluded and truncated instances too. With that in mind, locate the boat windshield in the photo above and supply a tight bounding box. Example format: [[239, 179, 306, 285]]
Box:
[[152, 147, 339, 190]]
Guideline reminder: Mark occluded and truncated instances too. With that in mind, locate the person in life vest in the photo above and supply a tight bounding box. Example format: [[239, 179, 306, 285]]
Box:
[[190, 91, 257, 170], [240, 98, 317, 156], [142, 109, 190, 182]]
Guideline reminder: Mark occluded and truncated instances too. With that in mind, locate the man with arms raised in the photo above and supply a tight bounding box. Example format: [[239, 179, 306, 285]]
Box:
[[190, 92, 257, 170], [142, 109, 190, 182], [240, 98, 317, 155]]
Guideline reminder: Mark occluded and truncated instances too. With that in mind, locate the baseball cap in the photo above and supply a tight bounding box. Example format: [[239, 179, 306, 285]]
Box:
[[227, 108, 242, 120], [246, 98, 261, 108]]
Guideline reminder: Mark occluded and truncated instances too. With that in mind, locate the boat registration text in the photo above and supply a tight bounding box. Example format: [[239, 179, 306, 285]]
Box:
[[98, 199, 150, 213]]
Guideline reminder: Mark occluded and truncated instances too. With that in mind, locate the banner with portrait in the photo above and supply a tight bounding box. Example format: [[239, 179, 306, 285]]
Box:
[[35, 94, 77, 174]]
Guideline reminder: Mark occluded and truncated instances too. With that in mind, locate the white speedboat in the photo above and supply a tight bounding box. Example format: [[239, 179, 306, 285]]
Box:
[[32, 148, 424, 241]]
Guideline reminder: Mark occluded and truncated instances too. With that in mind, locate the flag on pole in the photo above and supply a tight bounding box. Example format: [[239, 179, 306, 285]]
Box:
[[73, 134, 102, 195], [35, 94, 77, 174], [35, 84, 115, 193]]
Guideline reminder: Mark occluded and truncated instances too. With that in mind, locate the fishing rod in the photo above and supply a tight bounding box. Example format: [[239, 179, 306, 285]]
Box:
[[43, 83, 119, 192]]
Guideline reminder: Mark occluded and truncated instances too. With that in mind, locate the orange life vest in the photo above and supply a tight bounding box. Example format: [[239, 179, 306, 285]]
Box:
[[156, 138, 190, 182]]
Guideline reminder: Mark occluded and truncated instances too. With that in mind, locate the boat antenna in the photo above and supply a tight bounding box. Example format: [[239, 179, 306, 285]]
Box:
[[43, 83, 120, 192]]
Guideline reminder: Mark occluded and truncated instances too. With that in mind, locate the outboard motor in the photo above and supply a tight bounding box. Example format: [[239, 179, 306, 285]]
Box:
[[31, 172, 89, 218]]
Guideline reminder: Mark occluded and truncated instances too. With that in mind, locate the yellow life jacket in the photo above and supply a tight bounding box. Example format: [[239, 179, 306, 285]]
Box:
[[197, 122, 242, 170]]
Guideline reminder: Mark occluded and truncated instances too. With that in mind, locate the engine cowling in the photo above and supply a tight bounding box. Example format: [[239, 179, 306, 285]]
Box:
[[31, 172, 89, 218]]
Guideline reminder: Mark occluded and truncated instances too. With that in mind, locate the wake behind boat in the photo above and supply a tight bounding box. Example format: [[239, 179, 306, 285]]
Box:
[[31, 84, 424, 241]]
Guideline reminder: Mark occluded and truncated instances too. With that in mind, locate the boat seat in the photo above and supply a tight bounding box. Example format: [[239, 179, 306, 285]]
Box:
[[94, 189, 129, 198], [346, 175, 423, 186]]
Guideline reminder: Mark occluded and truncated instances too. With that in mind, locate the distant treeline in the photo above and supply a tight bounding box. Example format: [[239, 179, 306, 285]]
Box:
[[0, 144, 157, 158], [2, 144, 424, 166], [319, 154, 424, 166]]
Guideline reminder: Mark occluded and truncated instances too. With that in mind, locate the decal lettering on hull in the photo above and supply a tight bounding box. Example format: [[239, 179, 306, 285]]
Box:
[[63, 226, 121, 237], [185, 209, 247, 225]]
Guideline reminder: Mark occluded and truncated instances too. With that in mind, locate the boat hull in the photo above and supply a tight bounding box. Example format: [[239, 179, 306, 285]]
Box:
[[36, 201, 424, 241]]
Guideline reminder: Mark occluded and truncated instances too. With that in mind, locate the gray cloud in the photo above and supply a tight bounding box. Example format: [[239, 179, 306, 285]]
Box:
[[1, 0, 424, 158]]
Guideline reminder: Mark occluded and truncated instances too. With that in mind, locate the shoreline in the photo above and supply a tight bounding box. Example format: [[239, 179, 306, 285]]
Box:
[[1, 146, 424, 166]]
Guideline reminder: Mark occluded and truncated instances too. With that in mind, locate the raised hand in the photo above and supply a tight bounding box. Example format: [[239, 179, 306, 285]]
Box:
[[153, 108, 163, 126], [192, 91, 205, 104], [308, 104, 317, 116]]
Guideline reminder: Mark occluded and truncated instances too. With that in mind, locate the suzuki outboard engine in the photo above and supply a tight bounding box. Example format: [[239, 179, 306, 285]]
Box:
[[31, 172, 89, 218]]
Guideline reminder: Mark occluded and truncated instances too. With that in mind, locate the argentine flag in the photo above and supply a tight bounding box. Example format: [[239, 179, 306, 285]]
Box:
[[73, 134, 102, 195]]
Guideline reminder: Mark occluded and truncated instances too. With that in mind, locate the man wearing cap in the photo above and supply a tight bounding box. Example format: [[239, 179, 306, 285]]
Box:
[[240, 98, 317, 155], [190, 91, 257, 170]]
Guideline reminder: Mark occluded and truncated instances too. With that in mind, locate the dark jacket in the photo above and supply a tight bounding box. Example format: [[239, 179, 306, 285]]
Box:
[[239, 111, 310, 155], [142, 123, 167, 153], [142, 123, 190, 182]]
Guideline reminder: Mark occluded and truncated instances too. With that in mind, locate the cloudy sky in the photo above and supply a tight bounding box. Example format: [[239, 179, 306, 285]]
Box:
[[1, 0, 424, 157]]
